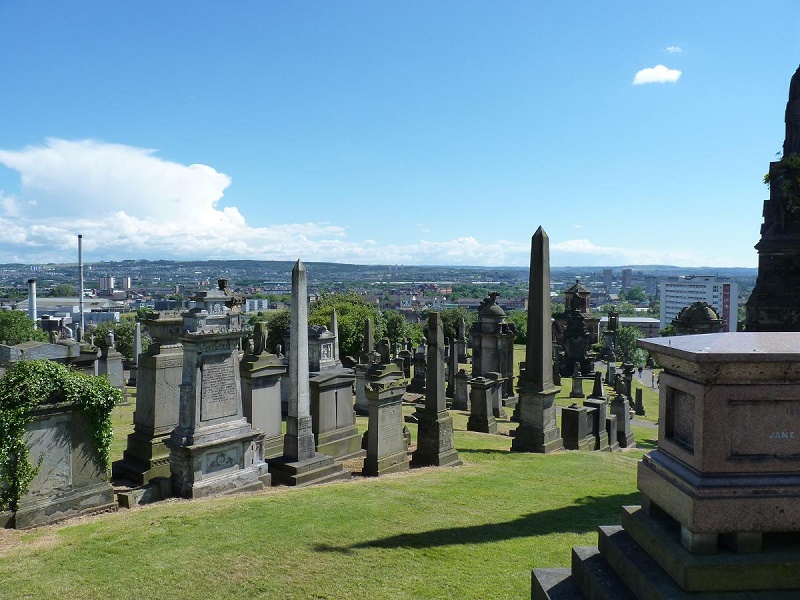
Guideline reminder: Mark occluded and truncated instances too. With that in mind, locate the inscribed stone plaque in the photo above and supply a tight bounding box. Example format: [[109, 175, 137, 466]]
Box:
[[729, 399, 800, 459], [200, 353, 237, 421], [203, 446, 240, 474], [378, 403, 404, 454], [26, 417, 71, 494], [666, 387, 695, 452]]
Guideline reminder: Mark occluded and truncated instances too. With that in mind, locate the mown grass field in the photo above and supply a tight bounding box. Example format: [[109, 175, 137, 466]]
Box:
[[0, 353, 657, 600]]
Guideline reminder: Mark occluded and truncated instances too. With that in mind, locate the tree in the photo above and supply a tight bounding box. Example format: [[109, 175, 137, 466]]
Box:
[[384, 310, 410, 345], [617, 326, 647, 366], [0, 311, 47, 345], [620, 286, 646, 303], [309, 292, 385, 358], [265, 309, 290, 354], [659, 324, 677, 337], [91, 320, 151, 361], [506, 309, 527, 344], [435, 307, 475, 343], [47, 283, 77, 297]]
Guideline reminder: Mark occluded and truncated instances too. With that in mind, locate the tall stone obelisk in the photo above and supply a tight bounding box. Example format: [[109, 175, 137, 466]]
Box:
[[411, 311, 462, 467], [512, 227, 564, 453], [268, 260, 350, 486]]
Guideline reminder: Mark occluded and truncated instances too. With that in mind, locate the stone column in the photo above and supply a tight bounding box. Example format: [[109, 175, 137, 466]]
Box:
[[268, 260, 349, 486], [512, 227, 564, 453], [411, 312, 462, 467]]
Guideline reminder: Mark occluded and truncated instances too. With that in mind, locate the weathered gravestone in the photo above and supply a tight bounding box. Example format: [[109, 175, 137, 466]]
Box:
[[0, 374, 117, 529], [363, 378, 410, 476], [168, 312, 271, 498], [411, 312, 462, 468], [240, 321, 286, 460], [112, 312, 184, 485], [470, 292, 518, 409], [533, 331, 800, 599], [452, 368, 469, 410], [561, 403, 594, 451]]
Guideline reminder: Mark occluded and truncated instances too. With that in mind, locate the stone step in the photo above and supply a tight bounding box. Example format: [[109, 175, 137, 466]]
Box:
[[621, 505, 800, 593], [531, 568, 583, 600], [570, 546, 637, 600], [268, 453, 351, 487], [598, 525, 800, 599]]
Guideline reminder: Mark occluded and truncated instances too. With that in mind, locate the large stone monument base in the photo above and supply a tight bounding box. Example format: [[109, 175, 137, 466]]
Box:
[[268, 452, 351, 487], [511, 386, 563, 454], [533, 504, 800, 599], [169, 426, 271, 499], [112, 430, 172, 485], [411, 411, 462, 467]]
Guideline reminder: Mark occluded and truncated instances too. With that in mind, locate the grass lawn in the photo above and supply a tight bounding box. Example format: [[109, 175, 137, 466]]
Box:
[[0, 367, 655, 600]]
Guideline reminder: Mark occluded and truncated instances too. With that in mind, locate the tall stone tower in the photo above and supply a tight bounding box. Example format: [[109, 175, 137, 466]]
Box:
[[746, 65, 800, 331]]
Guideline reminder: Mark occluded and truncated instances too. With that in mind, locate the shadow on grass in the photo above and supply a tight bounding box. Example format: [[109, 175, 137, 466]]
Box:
[[314, 492, 640, 554], [457, 448, 513, 456], [636, 438, 658, 450]]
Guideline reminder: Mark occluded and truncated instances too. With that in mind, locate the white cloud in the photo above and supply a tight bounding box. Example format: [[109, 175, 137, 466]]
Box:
[[666, 46, 682, 54], [0, 139, 732, 268], [633, 65, 681, 85]]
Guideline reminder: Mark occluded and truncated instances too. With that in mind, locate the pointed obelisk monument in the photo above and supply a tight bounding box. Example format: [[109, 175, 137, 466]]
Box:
[[411, 311, 462, 467], [268, 260, 350, 486], [512, 227, 564, 453]]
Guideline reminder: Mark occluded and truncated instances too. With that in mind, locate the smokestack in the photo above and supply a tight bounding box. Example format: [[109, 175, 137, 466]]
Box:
[[27, 278, 37, 325], [78, 234, 85, 333]]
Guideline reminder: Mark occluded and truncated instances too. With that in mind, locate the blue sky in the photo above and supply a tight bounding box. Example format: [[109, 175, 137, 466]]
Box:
[[0, 2, 799, 267]]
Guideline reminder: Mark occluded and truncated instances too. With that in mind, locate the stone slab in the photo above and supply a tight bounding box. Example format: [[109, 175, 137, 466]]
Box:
[[570, 545, 636, 600], [531, 568, 583, 600], [268, 452, 351, 487], [621, 505, 800, 592]]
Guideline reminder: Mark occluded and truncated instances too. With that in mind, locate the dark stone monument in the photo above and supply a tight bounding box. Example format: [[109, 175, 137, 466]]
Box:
[[561, 403, 594, 451], [411, 312, 462, 468], [455, 317, 468, 362], [452, 368, 469, 410], [610, 389, 635, 449], [588, 371, 606, 401], [408, 342, 427, 394], [634, 387, 645, 416], [470, 292, 518, 408], [583, 397, 610, 451], [467, 376, 498, 434], [569, 362, 585, 398], [554, 278, 596, 377], [747, 65, 800, 332], [363, 378, 410, 476], [512, 227, 564, 453]]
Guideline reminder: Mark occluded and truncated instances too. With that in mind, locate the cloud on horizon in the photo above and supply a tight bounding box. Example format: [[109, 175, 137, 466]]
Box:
[[0, 139, 732, 268], [633, 65, 682, 85], [666, 46, 682, 53]]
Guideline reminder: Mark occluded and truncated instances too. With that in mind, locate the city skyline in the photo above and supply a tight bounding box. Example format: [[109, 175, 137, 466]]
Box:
[[1, 3, 799, 267]]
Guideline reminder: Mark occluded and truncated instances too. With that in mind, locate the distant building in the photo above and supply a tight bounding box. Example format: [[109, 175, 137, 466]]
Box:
[[659, 276, 738, 333], [621, 268, 633, 290], [99, 275, 115, 291], [120, 277, 132, 290], [603, 269, 613, 290], [599, 316, 661, 339]]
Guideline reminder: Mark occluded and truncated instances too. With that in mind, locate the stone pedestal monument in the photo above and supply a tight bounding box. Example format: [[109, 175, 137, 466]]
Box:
[[363, 378, 410, 476], [512, 227, 564, 453], [167, 284, 271, 498], [533, 332, 800, 599], [466, 376, 498, 434], [411, 312, 462, 468], [112, 313, 184, 485]]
